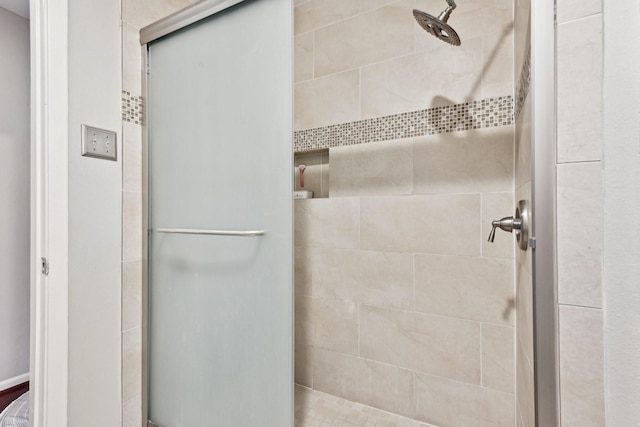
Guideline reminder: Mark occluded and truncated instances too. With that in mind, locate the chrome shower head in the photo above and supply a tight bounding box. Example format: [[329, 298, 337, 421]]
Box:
[[413, 0, 461, 46]]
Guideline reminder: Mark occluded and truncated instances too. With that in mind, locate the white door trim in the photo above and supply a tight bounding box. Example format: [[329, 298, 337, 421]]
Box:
[[29, 0, 69, 425]]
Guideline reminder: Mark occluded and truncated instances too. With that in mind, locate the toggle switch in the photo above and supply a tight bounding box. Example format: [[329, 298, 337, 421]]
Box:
[[81, 124, 117, 161]]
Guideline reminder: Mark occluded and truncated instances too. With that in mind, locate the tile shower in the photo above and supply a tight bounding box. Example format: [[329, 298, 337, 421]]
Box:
[[293, 0, 517, 426], [117, 0, 609, 426]]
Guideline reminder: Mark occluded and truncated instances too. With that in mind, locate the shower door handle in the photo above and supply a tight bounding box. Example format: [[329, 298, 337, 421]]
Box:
[[155, 228, 265, 237]]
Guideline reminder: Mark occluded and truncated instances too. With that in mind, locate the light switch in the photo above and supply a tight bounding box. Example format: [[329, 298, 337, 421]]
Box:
[[81, 124, 117, 161]]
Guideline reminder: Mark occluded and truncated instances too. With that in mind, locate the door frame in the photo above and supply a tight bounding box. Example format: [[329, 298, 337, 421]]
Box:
[[30, 0, 70, 425], [531, 1, 560, 426]]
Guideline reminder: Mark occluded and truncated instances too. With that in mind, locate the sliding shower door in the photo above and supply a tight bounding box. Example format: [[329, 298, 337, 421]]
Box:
[[145, 1, 292, 426]]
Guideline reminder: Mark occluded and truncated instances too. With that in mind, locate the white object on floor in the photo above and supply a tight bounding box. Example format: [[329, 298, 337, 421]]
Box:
[[0, 392, 28, 427]]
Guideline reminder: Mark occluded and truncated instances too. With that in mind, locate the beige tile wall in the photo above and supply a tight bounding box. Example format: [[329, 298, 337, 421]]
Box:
[[294, 1, 517, 425], [294, 0, 514, 130], [512, 1, 534, 425], [120, 1, 199, 426], [294, 127, 517, 427], [119, 1, 520, 425], [556, 2, 606, 426]]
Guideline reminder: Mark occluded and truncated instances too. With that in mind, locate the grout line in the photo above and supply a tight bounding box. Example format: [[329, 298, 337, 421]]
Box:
[[412, 253, 416, 312], [557, 302, 604, 311], [294, 0, 407, 38], [479, 323, 484, 387], [556, 159, 602, 166], [557, 11, 603, 26]]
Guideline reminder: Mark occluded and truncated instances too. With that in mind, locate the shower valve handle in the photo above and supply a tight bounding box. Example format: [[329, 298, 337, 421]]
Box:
[[487, 201, 530, 251], [488, 216, 522, 242]]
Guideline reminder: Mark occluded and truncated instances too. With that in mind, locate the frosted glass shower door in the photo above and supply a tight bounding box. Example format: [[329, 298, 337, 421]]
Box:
[[146, 1, 292, 426]]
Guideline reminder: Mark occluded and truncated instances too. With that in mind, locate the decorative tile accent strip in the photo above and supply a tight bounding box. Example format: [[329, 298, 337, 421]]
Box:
[[294, 95, 514, 152], [122, 90, 144, 125], [515, 45, 532, 120]]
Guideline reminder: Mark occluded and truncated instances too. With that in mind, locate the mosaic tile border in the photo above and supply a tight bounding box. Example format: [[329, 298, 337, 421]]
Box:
[[294, 95, 514, 153], [515, 45, 532, 120], [121, 90, 144, 125]]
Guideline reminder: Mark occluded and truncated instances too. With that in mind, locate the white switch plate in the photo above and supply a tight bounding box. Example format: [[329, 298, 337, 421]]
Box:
[[81, 124, 117, 161]]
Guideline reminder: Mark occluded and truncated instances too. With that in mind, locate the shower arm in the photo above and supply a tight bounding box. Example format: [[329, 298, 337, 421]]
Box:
[[438, 0, 457, 23], [439, 0, 457, 22]]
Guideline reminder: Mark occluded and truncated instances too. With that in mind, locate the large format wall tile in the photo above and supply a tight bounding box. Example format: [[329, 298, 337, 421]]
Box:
[[557, 16, 602, 163], [557, 0, 601, 24], [360, 305, 481, 384], [122, 260, 142, 332], [122, 394, 142, 427], [294, 198, 360, 249], [314, 0, 414, 77], [413, 126, 514, 194], [122, 327, 142, 401], [294, 69, 360, 130], [294, 0, 360, 35], [559, 306, 605, 427], [296, 297, 359, 355], [294, 246, 313, 297], [307, 247, 414, 309], [294, 32, 314, 82], [368, 361, 415, 418], [557, 162, 602, 308], [360, 0, 398, 12], [122, 190, 142, 261], [482, 26, 514, 99], [414, 372, 515, 427], [330, 139, 413, 197], [122, 122, 142, 193], [515, 95, 532, 190], [482, 324, 515, 394], [360, 194, 480, 256], [122, 23, 142, 93], [360, 40, 482, 117], [313, 348, 370, 404], [294, 342, 313, 387], [516, 339, 535, 427], [516, 262, 534, 367], [312, 298, 359, 355], [414, 254, 514, 325]]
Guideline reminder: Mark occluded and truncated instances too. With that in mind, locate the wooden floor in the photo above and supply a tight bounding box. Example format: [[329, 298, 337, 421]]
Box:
[[0, 382, 29, 414]]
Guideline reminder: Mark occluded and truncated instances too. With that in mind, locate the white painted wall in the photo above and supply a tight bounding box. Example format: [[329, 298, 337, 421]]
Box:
[[0, 0, 28, 19], [0, 6, 30, 387], [66, 0, 122, 424], [602, 0, 640, 425]]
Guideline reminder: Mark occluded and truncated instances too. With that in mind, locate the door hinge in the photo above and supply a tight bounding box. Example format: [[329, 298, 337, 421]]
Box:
[[41, 257, 49, 276]]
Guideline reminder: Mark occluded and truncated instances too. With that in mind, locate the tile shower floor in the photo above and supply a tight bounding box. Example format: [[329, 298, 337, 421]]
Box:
[[294, 385, 435, 427]]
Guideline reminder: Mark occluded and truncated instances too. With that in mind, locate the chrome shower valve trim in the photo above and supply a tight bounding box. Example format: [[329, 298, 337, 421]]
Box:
[[488, 200, 531, 251]]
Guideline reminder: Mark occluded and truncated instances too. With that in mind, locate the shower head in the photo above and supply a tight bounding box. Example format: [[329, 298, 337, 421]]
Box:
[[413, 0, 461, 46]]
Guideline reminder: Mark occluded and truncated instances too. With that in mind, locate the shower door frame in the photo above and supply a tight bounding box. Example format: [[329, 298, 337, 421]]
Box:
[[139, 1, 294, 425], [531, 1, 560, 426]]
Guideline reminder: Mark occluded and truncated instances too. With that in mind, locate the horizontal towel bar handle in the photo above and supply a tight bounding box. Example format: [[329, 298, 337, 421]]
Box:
[[154, 228, 265, 237]]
